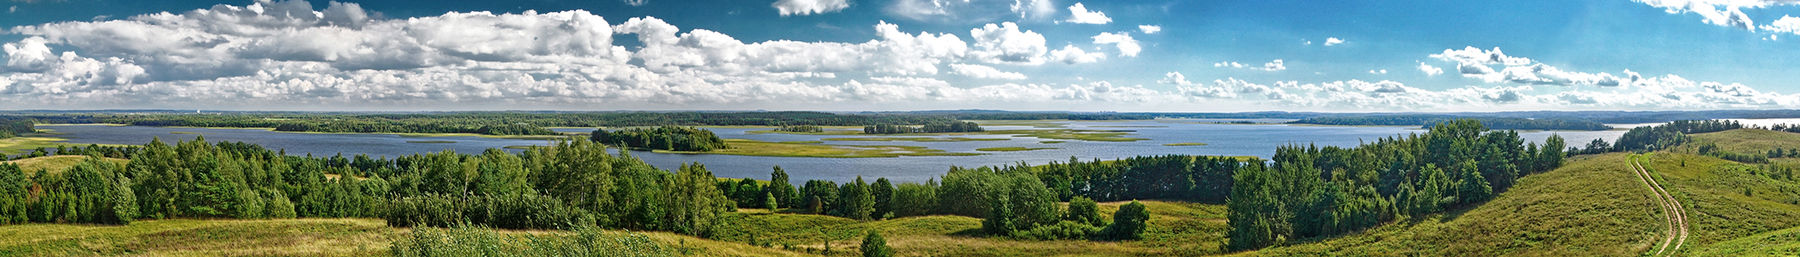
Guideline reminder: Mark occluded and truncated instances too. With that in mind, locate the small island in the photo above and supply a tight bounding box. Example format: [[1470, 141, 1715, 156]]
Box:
[[591, 126, 730, 151]]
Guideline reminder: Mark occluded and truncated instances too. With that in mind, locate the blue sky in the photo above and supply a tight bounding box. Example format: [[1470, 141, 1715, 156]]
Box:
[[2, 0, 1798, 112]]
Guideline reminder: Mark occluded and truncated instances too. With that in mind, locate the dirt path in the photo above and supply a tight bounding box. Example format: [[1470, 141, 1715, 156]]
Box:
[[1630, 157, 1687, 257]]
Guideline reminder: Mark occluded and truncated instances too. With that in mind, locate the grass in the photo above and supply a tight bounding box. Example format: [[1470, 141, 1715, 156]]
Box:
[[1689, 225, 1800, 256], [169, 131, 201, 135], [404, 140, 457, 144], [1690, 129, 1800, 154], [4, 155, 131, 175], [1162, 143, 1208, 146], [974, 147, 1056, 152], [711, 200, 1227, 257], [1039, 141, 1065, 144], [0, 137, 70, 155], [0, 218, 812, 257], [748, 130, 866, 136], [1638, 152, 1800, 255], [822, 137, 1008, 142], [0, 218, 393, 256], [967, 120, 1070, 128], [655, 139, 982, 158], [1244, 153, 1663, 256], [984, 129, 1147, 142]]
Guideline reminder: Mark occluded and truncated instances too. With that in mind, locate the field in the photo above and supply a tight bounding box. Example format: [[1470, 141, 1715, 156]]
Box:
[[4, 155, 131, 175], [656, 139, 982, 158], [1243, 153, 1663, 256], [712, 200, 1230, 256], [1689, 129, 1800, 154], [821, 137, 1008, 142], [0, 137, 71, 155], [0, 219, 393, 256], [753, 128, 1146, 142]]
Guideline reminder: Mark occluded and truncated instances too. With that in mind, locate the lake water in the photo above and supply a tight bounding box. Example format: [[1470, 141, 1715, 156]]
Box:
[[35, 120, 1633, 183]]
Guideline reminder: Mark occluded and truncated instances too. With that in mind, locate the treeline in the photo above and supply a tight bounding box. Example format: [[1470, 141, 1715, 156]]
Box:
[[1294, 115, 1611, 131], [4, 136, 735, 237], [863, 121, 984, 134], [590, 126, 729, 152], [1227, 120, 1568, 250], [775, 125, 824, 133], [1, 143, 137, 161], [1569, 120, 1747, 155], [0, 119, 32, 139], [720, 165, 1151, 241]]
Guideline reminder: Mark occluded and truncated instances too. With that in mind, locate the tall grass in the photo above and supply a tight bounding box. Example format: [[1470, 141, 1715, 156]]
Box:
[[391, 226, 674, 257]]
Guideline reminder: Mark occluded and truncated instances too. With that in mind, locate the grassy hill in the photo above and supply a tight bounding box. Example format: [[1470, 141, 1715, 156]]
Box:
[[1690, 129, 1800, 154], [1239, 153, 1663, 256], [3, 155, 131, 175], [711, 201, 1229, 257], [1639, 152, 1800, 255]]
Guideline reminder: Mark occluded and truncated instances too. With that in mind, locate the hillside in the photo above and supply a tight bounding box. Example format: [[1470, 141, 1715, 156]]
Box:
[[1639, 152, 1800, 254], [3, 155, 130, 175], [1239, 153, 1663, 256], [1690, 129, 1800, 154], [711, 201, 1229, 256]]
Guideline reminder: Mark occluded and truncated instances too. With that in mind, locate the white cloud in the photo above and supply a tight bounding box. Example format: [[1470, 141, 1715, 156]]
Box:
[[623, 0, 648, 6], [773, 0, 851, 16], [1064, 3, 1111, 24], [1048, 44, 1105, 64], [1138, 25, 1161, 34], [888, 0, 1056, 22], [1368, 69, 1387, 75], [1214, 59, 1285, 71], [1091, 32, 1140, 57], [1417, 62, 1443, 76], [950, 63, 1028, 80], [8, 6, 15, 13], [1632, 0, 1775, 30], [1324, 37, 1345, 46], [1762, 15, 1800, 35], [970, 22, 1049, 64]]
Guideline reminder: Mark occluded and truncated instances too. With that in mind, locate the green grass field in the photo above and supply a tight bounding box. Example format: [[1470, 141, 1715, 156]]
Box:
[[4, 155, 131, 175], [821, 137, 1008, 142], [1243, 153, 1663, 256], [1689, 129, 1800, 154], [0, 218, 393, 256], [0, 137, 71, 155], [1638, 152, 1800, 254], [712, 200, 1229, 256]]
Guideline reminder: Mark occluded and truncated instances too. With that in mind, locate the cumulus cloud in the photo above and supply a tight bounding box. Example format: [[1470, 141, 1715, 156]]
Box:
[[1631, 0, 1781, 30], [1762, 15, 1800, 35], [970, 22, 1049, 64], [1091, 32, 1140, 57], [1429, 46, 1638, 87], [773, 0, 851, 16], [1048, 44, 1105, 64], [1368, 69, 1387, 75], [1064, 3, 1111, 24], [623, 0, 648, 6], [1138, 25, 1161, 34], [1417, 62, 1444, 76], [950, 63, 1028, 80], [1214, 59, 1285, 71], [887, 0, 1056, 22], [1324, 37, 1345, 46]]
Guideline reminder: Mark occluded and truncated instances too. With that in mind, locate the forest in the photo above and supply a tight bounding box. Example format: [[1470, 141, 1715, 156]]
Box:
[[1292, 115, 1611, 131], [590, 126, 731, 152], [862, 121, 985, 134], [1226, 120, 1568, 250], [0, 119, 31, 139]]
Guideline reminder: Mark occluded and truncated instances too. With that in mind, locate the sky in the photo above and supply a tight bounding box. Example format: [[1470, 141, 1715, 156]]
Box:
[[2, 0, 1799, 112]]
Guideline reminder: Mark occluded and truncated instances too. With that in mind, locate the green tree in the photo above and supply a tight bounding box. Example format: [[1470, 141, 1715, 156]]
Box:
[[871, 178, 894, 219], [1105, 200, 1150, 240], [769, 166, 797, 209], [891, 181, 937, 217], [1064, 196, 1104, 227], [836, 177, 875, 220], [861, 231, 893, 257]]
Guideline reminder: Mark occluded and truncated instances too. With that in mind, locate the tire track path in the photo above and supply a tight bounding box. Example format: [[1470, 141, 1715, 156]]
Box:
[[1630, 157, 1687, 257]]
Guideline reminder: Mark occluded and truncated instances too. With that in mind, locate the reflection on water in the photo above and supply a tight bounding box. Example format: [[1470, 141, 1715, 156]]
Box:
[[38, 120, 1634, 183]]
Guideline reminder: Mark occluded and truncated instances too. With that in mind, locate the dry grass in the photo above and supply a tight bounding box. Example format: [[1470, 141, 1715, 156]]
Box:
[[0, 218, 392, 256], [3, 155, 130, 175]]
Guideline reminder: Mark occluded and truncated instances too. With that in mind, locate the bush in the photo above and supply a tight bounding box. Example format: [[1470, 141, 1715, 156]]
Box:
[[861, 231, 893, 257], [1013, 220, 1103, 240], [386, 193, 594, 230], [1102, 200, 1149, 240]]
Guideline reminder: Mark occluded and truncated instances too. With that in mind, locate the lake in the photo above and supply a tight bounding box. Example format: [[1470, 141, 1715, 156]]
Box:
[[35, 120, 1633, 183]]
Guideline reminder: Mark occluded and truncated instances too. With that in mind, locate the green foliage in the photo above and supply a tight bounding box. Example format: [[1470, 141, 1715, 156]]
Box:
[[0, 119, 33, 139], [1293, 115, 1610, 131], [768, 166, 797, 209], [775, 125, 825, 133], [890, 181, 937, 218], [1064, 196, 1104, 227], [1228, 119, 1558, 250], [834, 177, 876, 220], [861, 231, 893, 257], [591, 126, 729, 151], [871, 178, 894, 219], [391, 226, 672, 257], [1103, 200, 1150, 240], [16, 156, 137, 225], [862, 121, 984, 134]]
